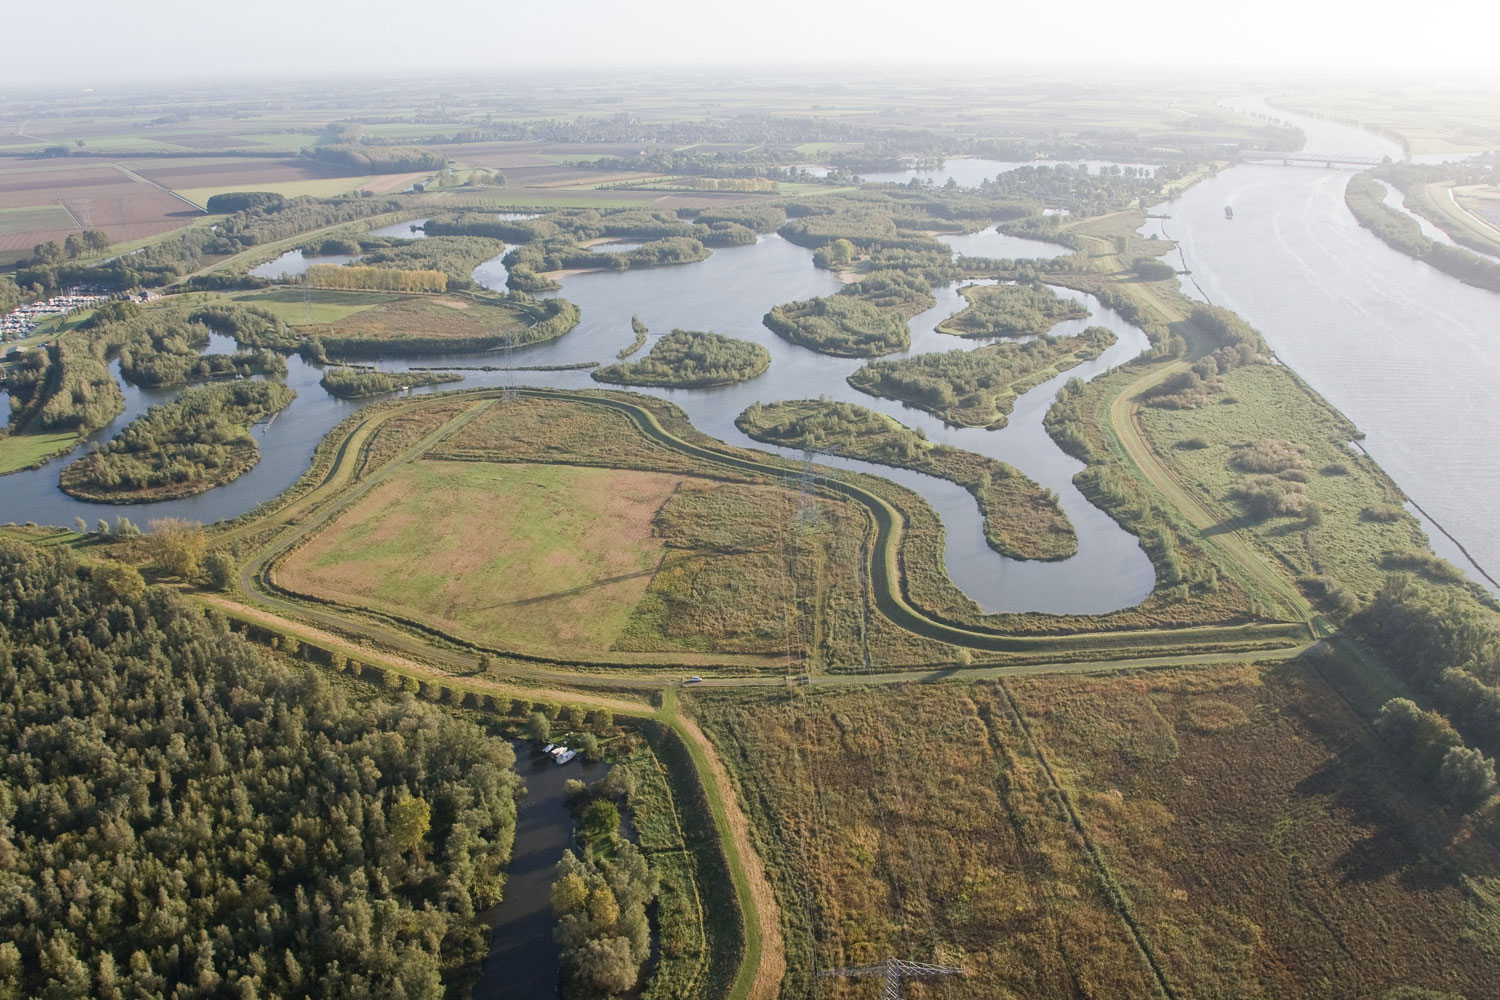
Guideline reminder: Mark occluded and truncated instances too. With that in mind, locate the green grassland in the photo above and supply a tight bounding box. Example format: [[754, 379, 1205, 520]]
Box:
[[228, 287, 400, 324], [1135, 362, 1450, 604], [0, 428, 82, 475]]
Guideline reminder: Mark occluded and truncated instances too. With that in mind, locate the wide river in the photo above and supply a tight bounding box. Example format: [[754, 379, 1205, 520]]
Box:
[[1147, 98, 1499, 589]]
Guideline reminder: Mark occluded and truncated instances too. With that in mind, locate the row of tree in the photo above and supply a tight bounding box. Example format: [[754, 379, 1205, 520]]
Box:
[[305, 263, 448, 293]]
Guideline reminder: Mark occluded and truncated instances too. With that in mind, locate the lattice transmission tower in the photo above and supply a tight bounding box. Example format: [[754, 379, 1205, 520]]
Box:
[[820, 957, 964, 1000]]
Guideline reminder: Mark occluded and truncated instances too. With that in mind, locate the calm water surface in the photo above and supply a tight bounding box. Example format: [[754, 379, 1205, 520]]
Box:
[[471, 743, 610, 1000], [0, 234, 1155, 615]]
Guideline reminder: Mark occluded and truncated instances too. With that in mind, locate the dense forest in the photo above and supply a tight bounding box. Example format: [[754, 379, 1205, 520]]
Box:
[[99, 304, 289, 388], [849, 326, 1117, 427], [0, 541, 520, 999], [1350, 576, 1500, 808], [59, 381, 295, 502], [937, 282, 1091, 338], [307, 144, 447, 172], [320, 367, 463, 398], [763, 270, 935, 357], [591, 329, 769, 388], [2, 333, 122, 434]]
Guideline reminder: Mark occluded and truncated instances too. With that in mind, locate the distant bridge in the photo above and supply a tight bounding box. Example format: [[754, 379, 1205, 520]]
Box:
[[1238, 151, 1386, 168]]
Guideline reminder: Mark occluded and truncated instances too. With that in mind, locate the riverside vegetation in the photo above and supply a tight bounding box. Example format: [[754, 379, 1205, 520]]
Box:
[[592, 329, 770, 388], [59, 381, 294, 502], [936, 281, 1092, 338], [736, 398, 1077, 561], [319, 367, 464, 398], [849, 326, 1118, 428], [763, 270, 936, 357]]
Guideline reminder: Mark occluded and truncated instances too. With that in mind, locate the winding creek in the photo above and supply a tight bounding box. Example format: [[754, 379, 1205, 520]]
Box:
[[6, 106, 1497, 613], [1, 227, 1158, 615]]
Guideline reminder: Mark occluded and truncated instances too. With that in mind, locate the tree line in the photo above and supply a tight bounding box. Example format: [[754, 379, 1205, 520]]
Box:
[[1345, 171, 1500, 295], [305, 263, 448, 293]]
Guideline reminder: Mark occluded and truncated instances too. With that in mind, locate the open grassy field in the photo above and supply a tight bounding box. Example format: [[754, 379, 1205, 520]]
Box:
[[227, 286, 400, 324], [690, 682, 1166, 999], [1418, 182, 1500, 256], [278, 460, 684, 654], [692, 653, 1500, 1000], [1134, 361, 1458, 605], [1009, 655, 1500, 999], [226, 287, 557, 355], [0, 428, 81, 476], [175, 175, 403, 206]]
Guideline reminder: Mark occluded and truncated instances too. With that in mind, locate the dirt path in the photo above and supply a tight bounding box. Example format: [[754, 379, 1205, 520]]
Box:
[[1108, 362, 1319, 633], [197, 589, 785, 1000]]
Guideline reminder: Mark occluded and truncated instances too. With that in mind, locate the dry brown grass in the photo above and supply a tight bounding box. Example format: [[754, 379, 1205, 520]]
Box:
[[276, 460, 686, 653]]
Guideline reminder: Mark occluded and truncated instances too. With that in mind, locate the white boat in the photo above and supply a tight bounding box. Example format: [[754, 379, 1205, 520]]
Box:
[[541, 743, 555, 754], [549, 745, 569, 758], [554, 749, 577, 765]]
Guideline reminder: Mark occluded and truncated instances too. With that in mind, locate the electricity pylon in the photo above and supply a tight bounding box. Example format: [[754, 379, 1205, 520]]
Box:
[[819, 957, 963, 1000]]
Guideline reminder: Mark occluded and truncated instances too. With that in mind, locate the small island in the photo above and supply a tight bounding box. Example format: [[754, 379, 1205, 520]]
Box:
[[736, 398, 1076, 561], [937, 282, 1090, 338], [319, 367, 463, 399], [592, 329, 770, 388], [849, 326, 1117, 428], [59, 382, 295, 503], [763, 270, 935, 357]]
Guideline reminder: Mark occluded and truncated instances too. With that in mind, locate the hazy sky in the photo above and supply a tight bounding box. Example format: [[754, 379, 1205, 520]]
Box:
[[4, 0, 1498, 87]]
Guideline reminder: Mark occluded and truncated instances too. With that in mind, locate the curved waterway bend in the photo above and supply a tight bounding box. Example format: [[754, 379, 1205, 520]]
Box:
[[0, 234, 1154, 615], [1149, 97, 1500, 589]]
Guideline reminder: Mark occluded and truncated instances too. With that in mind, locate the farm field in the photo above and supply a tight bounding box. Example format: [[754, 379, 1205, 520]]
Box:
[[1272, 89, 1500, 153], [0, 157, 198, 262]]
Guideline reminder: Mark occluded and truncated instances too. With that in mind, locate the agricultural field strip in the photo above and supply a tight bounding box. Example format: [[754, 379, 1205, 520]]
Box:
[[109, 162, 211, 214], [240, 386, 1309, 662]]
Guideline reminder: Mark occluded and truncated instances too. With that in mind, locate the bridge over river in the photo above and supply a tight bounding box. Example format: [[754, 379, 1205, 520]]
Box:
[[1239, 151, 1388, 168]]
